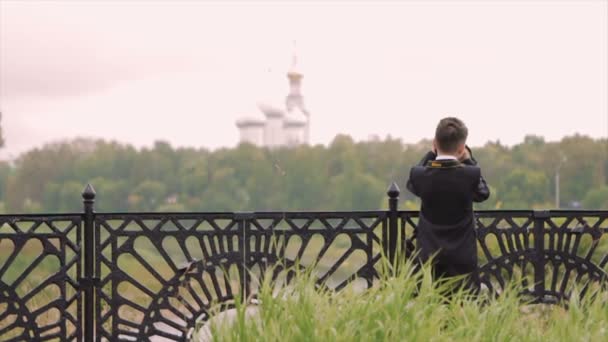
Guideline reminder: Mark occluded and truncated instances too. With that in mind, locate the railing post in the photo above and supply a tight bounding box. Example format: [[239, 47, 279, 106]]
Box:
[[386, 182, 400, 269], [236, 212, 253, 302], [533, 210, 549, 302], [82, 184, 96, 342]]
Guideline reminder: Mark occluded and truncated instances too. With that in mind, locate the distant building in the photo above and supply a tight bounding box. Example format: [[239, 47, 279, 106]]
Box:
[[236, 52, 310, 148]]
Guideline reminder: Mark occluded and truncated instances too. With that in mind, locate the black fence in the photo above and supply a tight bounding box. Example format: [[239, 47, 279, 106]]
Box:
[[1, 183, 607, 341]]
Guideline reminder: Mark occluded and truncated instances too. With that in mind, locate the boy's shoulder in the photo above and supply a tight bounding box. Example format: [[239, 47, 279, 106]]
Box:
[[410, 162, 480, 179]]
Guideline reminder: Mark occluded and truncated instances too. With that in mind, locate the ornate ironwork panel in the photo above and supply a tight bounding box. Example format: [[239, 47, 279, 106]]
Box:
[[94, 211, 384, 341], [243, 212, 385, 293], [400, 210, 541, 298], [474, 211, 537, 298], [541, 211, 608, 302], [399, 210, 608, 302], [95, 213, 239, 341], [0, 214, 82, 341]]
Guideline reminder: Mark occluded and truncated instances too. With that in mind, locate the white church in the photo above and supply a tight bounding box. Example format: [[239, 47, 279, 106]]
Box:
[[235, 53, 310, 148]]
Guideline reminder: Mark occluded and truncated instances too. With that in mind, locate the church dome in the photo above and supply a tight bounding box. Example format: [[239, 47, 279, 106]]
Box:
[[236, 103, 266, 128], [257, 101, 285, 118], [236, 116, 265, 128]]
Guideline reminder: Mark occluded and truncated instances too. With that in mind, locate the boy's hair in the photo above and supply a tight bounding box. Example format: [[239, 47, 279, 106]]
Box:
[[435, 117, 468, 153]]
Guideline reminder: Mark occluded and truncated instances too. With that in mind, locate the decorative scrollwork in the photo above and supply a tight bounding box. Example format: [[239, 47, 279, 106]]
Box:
[[399, 211, 608, 302], [0, 215, 81, 341], [95, 212, 384, 340], [95, 214, 243, 341], [0, 283, 37, 341], [542, 213, 608, 301]]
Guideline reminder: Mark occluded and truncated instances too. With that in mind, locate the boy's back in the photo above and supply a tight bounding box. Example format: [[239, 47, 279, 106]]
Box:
[[406, 118, 490, 291], [409, 157, 484, 225]]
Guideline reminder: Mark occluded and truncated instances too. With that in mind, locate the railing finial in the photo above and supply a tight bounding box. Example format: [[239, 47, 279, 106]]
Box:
[[387, 182, 400, 199], [82, 183, 96, 202]]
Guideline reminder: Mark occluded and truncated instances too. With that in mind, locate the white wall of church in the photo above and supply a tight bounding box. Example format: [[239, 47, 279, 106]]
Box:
[[283, 124, 307, 147], [264, 116, 285, 148], [238, 126, 264, 146]]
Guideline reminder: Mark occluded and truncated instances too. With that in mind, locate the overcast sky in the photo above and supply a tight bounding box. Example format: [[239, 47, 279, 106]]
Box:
[[0, 1, 606, 159]]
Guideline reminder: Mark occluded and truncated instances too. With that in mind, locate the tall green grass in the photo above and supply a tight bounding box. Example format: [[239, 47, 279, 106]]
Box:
[[197, 260, 608, 342]]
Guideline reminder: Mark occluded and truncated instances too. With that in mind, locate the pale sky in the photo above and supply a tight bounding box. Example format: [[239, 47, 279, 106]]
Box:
[[0, 1, 607, 159]]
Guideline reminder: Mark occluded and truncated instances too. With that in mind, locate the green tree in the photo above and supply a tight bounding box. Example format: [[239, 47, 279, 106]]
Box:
[[92, 178, 130, 212], [583, 187, 608, 209], [0, 134, 606, 213], [132, 180, 168, 211], [499, 168, 550, 208]]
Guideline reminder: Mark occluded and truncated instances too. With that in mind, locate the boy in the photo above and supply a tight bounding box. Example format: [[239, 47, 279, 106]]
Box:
[[406, 117, 490, 292]]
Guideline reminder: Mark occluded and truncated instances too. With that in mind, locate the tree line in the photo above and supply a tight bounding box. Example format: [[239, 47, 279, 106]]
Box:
[[0, 134, 606, 213]]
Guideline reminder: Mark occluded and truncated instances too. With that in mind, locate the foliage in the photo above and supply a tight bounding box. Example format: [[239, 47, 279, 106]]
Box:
[[583, 186, 608, 210], [197, 261, 608, 342], [0, 134, 606, 213]]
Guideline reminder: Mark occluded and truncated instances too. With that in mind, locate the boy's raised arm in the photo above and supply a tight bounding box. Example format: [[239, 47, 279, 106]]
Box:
[[416, 150, 437, 166], [406, 168, 419, 196], [462, 147, 490, 202], [406, 150, 437, 196], [460, 146, 477, 166], [472, 175, 490, 202]]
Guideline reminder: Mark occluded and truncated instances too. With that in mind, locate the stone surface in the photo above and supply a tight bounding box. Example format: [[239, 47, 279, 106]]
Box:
[[195, 306, 260, 342]]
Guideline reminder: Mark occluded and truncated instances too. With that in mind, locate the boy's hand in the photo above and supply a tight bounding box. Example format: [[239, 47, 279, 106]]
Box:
[[458, 147, 471, 161]]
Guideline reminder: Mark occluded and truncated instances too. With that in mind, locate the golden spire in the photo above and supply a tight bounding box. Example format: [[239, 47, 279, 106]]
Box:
[[288, 40, 302, 78]]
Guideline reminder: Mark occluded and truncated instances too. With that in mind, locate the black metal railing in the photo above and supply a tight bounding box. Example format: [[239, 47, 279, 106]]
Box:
[[0, 183, 607, 341]]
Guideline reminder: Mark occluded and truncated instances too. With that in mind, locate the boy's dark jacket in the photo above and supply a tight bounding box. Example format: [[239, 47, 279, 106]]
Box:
[[406, 148, 490, 283]]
